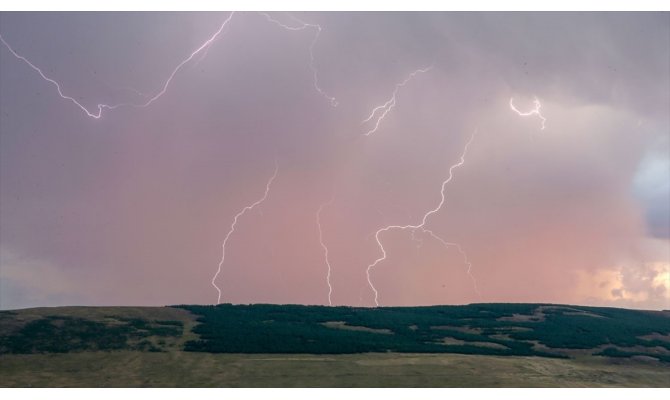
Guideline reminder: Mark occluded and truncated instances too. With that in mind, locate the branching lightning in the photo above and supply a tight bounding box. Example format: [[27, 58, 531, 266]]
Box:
[[316, 196, 335, 306], [2, 13, 494, 307], [0, 12, 236, 119], [510, 97, 546, 130], [211, 161, 279, 305], [261, 12, 338, 107], [362, 66, 433, 136], [0, 10, 339, 119], [365, 132, 478, 306]]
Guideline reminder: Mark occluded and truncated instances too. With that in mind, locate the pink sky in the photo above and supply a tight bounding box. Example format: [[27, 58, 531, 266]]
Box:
[[0, 12, 668, 310]]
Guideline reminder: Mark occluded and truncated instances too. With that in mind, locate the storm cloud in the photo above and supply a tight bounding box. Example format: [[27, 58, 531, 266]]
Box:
[[1, 12, 668, 309]]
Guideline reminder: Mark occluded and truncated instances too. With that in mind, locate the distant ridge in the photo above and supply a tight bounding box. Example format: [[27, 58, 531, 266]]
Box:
[[1, 303, 668, 363]]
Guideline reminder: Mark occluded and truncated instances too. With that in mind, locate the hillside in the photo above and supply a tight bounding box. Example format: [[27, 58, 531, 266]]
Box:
[[1, 303, 669, 387], [179, 303, 670, 360]]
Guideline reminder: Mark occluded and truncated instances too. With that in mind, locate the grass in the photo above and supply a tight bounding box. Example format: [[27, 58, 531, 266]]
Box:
[[1, 351, 668, 387], [0, 306, 197, 353], [1, 303, 669, 387]]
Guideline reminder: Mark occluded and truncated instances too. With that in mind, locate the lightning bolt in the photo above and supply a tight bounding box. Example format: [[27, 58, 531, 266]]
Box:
[[316, 196, 335, 306], [211, 160, 279, 305], [260, 12, 338, 107], [0, 10, 339, 119], [3, 13, 487, 306], [423, 229, 481, 298], [365, 132, 477, 306], [509, 97, 546, 130], [362, 66, 433, 136], [0, 12, 236, 119], [193, 27, 227, 68]]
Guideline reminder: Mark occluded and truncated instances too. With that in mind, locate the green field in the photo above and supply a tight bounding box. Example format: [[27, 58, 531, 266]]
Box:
[[0, 303, 669, 387], [2, 351, 668, 387]]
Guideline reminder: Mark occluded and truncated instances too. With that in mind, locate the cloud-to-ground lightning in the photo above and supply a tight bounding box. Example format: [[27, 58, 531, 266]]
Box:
[[261, 12, 338, 107], [362, 66, 433, 136], [509, 97, 547, 130], [0, 12, 236, 119], [211, 161, 279, 305], [316, 196, 335, 306], [365, 132, 477, 306], [3, 13, 489, 306]]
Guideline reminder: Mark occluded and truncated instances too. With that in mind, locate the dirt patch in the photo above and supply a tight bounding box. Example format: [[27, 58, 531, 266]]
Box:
[[431, 325, 483, 335], [613, 345, 670, 356], [498, 313, 544, 322], [639, 332, 670, 343], [438, 336, 509, 350], [497, 306, 605, 323], [562, 311, 604, 318], [629, 355, 661, 363], [321, 321, 393, 335], [495, 326, 533, 333], [490, 334, 513, 341]]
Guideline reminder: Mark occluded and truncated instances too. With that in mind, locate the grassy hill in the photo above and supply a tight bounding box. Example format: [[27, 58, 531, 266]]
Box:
[[1, 303, 669, 387], [179, 303, 670, 360]]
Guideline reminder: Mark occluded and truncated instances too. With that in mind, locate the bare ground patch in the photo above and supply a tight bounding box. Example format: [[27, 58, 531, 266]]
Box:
[[498, 306, 605, 323], [321, 321, 393, 335], [639, 332, 670, 343], [438, 336, 509, 350], [431, 325, 483, 334]]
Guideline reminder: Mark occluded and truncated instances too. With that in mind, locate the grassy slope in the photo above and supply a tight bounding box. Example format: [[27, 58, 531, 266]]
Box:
[[0, 304, 669, 387], [179, 303, 670, 360], [1, 352, 668, 387], [0, 306, 197, 353]]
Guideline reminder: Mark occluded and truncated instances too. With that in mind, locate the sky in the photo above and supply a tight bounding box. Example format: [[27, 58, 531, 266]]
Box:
[[0, 12, 668, 310]]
